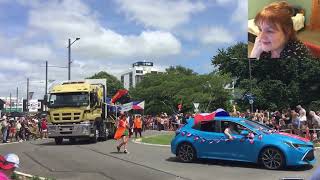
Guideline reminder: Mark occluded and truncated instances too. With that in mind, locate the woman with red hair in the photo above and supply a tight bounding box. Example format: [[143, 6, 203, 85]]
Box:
[[250, 1, 311, 59]]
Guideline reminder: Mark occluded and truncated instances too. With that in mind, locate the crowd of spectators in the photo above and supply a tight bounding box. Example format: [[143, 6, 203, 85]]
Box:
[[0, 114, 48, 143], [139, 105, 320, 141], [230, 105, 320, 140]]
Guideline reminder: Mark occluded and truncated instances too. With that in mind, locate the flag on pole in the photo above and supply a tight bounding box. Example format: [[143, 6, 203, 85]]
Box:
[[111, 89, 128, 103], [120, 102, 133, 112], [132, 101, 145, 110]]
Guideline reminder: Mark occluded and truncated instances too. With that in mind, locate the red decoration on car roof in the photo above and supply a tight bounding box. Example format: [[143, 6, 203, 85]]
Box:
[[194, 112, 216, 124]]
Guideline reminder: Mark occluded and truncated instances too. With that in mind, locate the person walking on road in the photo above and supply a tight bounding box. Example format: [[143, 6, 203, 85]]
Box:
[[114, 114, 130, 153], [133, 114, 143, 138]]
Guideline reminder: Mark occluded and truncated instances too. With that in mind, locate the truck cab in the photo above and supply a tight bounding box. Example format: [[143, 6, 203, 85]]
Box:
[[47, 79, 116, 144]]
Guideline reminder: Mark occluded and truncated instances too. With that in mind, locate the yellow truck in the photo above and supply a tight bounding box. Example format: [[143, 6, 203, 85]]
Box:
[[47, 79, 116, 144]]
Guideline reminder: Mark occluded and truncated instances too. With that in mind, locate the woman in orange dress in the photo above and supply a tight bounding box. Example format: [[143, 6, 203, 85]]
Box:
[[114, 114, 130, 153]]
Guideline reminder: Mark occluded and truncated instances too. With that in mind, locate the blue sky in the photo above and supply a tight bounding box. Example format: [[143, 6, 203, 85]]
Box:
[[0, 0, 248, 98]]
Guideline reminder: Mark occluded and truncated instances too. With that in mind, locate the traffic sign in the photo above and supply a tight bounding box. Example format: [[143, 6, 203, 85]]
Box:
[[249, 99, 254, 104]]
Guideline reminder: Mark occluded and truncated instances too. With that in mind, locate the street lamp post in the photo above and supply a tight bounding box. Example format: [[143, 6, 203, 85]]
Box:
[[231, 57, 255, 113], [68, 38, 80, 80], [248, 58, 253, 113]]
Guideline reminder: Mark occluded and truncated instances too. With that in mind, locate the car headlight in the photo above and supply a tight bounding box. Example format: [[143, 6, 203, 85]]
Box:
[[284, 141, 309, 148]]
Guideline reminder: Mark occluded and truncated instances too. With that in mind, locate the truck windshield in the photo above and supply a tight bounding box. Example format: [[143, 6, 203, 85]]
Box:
[[48, 92, 89, 107]]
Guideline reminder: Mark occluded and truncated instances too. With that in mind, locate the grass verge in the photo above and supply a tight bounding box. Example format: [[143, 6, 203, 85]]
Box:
[[141, 133, 175, 145]]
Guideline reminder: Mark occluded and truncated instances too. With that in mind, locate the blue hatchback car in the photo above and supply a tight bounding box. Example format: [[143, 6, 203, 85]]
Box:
[[171, 116, 315, 170]]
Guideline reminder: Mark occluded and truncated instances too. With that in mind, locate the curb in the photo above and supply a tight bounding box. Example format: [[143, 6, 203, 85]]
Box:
[[132, 138, 170, 147], [0, 142, 20, 146], [15, 171, 46, 180]]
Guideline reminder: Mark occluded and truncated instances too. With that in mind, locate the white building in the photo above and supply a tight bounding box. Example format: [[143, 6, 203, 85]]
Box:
[[120, 62, 162, 89]]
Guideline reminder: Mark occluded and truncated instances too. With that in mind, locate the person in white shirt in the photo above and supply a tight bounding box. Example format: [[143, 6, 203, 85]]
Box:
[[296, 105, 307, 125]]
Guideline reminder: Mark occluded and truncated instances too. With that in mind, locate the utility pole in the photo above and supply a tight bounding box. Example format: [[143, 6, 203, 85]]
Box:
[[249, 59, 253, 113], [16, 87, 18, 112], [45, 61, 48, 111], [27, 78, 29, 112], [67, 38, 80, 80], [68, 38, 71, 80], [9, 93, 11, 113]]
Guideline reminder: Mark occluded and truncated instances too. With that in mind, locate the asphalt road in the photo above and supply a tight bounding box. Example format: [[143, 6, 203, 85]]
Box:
[[0, 130, 319, 180]]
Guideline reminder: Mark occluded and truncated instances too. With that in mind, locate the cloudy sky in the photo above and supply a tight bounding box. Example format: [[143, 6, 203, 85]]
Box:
[[0, 0, 247, 99]]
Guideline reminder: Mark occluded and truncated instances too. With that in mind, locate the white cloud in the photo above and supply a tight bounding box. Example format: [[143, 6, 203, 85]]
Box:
[[0, 57, 31, 72], [215, 0, 234, 5], [27, 0, 181, 60], [14, 44, 54, 61], [231, 0, 248, 26], [116, 0, 205, 30], [199, 26, 234, 44]]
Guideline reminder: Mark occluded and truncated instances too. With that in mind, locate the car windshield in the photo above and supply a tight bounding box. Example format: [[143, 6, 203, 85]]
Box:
[[48, 92, 89, 107]]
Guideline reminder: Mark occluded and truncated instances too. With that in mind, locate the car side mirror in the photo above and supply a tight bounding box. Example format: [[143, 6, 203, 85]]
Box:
[[240, 130, 249, 136]]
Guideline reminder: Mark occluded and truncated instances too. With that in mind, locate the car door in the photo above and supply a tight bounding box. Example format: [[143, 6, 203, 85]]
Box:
[[218, 121, 256, 161], [192, 120, 227, 159]]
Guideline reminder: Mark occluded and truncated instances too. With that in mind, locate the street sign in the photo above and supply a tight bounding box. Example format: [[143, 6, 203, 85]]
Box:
[[249, 99, 254, 104], [193, 103, 199, 113]]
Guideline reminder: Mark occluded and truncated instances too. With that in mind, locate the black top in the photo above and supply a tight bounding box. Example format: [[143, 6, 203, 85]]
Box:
[[260, 40, 312, 59]]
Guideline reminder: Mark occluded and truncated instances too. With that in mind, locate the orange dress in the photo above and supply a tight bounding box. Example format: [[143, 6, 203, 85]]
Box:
[[114, 119, 127, 140]]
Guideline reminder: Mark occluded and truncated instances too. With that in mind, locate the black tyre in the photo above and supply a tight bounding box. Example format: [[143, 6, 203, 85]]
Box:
[[100, 122, 107, 141], [177, 143, 197, 163], [90, 126, 98, 143], [55, 137, 63, 145], [69, 138, 76, 144], [260, 147, 285, 170], [106, 122, 116, 139]]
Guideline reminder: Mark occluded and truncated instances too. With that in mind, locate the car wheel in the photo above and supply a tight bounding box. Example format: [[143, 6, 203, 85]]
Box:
[[260, 147, 285, 170], [177, 143, 196, 163]]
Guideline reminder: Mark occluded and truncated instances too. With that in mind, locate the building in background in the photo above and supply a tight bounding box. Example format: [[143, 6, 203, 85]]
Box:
[[120, 61, 163, 89], [0, 97, 24, 113], [0, 97, 45, 113]]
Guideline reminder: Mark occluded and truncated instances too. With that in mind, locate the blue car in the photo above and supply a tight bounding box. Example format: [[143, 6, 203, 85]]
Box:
[[171, 116, 315, 170]]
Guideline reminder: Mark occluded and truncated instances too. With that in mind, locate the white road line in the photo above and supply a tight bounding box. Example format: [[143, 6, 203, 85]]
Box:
[[0, 142, 20, 146], [132, 138, 170, 147]]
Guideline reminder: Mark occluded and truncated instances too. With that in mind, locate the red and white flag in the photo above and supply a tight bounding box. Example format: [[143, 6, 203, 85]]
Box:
[[194, 112, 216, 124]]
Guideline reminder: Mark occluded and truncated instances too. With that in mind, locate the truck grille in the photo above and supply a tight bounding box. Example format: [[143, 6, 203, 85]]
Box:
[[52, 112, 82, 121], [303, 150, 315, 162]]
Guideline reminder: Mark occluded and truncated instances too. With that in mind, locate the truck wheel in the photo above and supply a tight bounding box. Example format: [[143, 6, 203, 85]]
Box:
[[69, 138, 76, 144], [107, 122, 116, 139], [55, 138, 63, 145], [90, 126, 98, 143], [100, 123, 107, 141]]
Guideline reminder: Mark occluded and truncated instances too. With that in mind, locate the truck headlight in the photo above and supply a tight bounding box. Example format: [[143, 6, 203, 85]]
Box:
[[80, 121, 90, 124], [48, 125, 56, 131], [82, 126, 89, 133]]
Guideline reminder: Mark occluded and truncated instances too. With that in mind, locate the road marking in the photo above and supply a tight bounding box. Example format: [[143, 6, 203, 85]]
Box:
[[0, 142, 20, 146], [132, 138, 170, 147], [76, 145, 192, 180], [14, 171, 46, 180]]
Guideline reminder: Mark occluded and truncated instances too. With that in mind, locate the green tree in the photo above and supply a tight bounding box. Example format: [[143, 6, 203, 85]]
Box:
[[130, 66, 232, 115], [211, 42, 320, 111], [87, 71, 123, 97]]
